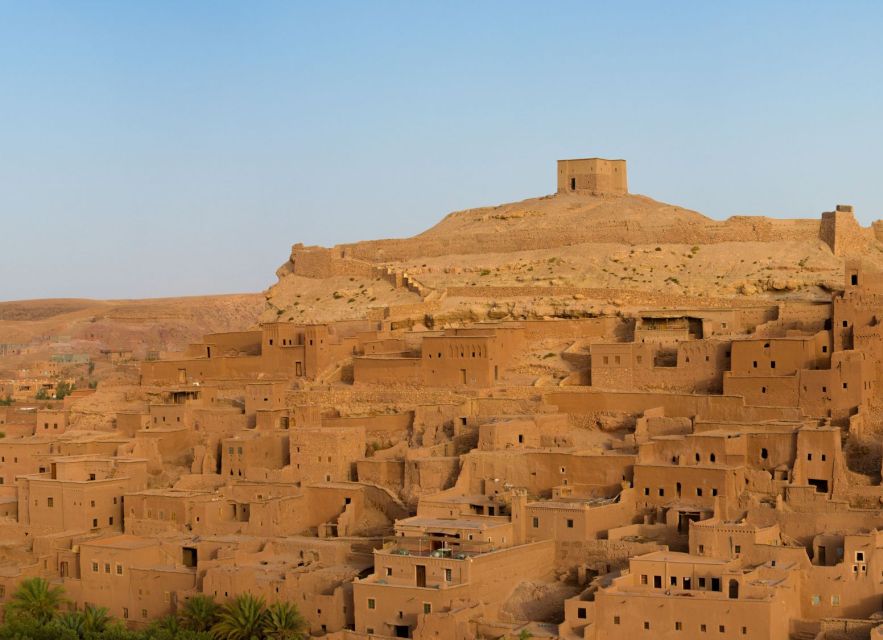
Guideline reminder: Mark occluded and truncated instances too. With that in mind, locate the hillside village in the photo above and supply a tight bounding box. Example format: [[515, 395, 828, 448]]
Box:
[[3, 159, 883, 639]]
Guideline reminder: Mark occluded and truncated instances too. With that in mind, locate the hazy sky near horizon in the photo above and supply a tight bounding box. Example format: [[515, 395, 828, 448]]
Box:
[[3, 1, 883, 301]]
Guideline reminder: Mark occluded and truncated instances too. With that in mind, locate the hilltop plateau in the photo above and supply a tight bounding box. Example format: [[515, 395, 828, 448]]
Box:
[[266, 188, 883, 326]]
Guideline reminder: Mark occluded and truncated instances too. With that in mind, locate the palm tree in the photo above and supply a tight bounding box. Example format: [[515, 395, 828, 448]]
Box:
[[211, 594, 268, 640], [147, 613, 183, 640], [180, 595, 220, 632], [4, 577, 66, 624], [81, 604, 111, 635], [51, 611, 84, 637], [262, 602, 307, 640]]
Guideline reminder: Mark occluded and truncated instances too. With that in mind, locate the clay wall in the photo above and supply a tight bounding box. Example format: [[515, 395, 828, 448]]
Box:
[[356, 459, 405, 491], [0, 440, 52, 495], [730, 333, 830, 375], [33, 409, 69, 438], [420, 335, 498, 388], [18, 474, 136, 534], [545, 390, 801, 422], [353, 356, 421, 385], [221, 432, 289, 480], [116, 412, 150, 437], [521, 489, 637, 543], [292, 426, 366, 484], [67, 537, 196, 626], [592, 579, 791, 640], [244, 381, 288, 414], [634, 464, 744, 510], [457, 450, 634, 498], [353, 540, 554, 636]]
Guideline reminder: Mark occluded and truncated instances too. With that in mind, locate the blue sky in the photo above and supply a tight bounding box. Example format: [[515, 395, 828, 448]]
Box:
[[2, 1, 883, 300]]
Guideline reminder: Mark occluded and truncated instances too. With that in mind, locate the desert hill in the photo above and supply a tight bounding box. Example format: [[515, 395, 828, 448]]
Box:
[[0, 294, 264, 370], [265, 188, 883, 326]]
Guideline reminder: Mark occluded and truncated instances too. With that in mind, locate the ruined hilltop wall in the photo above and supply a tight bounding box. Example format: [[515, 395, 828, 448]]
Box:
[[287, 244, 376, 279], [281, 217, 827, 265], [819, 206, 872, 256]]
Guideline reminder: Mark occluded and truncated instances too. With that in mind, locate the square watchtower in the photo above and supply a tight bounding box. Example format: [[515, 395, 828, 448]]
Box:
[[557, 158, 627, 196]]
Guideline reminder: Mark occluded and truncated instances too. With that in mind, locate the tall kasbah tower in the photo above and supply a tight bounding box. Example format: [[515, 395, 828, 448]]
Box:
[[557, 157, 628, 196]]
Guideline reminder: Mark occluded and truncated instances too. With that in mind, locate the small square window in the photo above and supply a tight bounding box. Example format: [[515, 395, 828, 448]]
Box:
[[644, 621, 650, 630], [367, 598, 375, 610], [566, 519, 574, 529], [614, 616, 621, 625]]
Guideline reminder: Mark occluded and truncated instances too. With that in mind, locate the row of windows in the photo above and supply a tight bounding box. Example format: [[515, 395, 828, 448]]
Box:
[[137, 508, 179, 521], [426, 348, 487, 359], [532, 516, 575, 529], [614, 618, 748, 634], [43, 497, 117, 508], [92, 561, 124, 575], [642, 486, 718, 498], [640, 574, 726, 591], [366, 599, 432, 614], [811, 594, 841, 605]]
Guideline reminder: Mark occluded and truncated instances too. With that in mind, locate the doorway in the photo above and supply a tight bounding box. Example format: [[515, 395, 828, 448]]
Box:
[[416, 565, 426, 588]]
